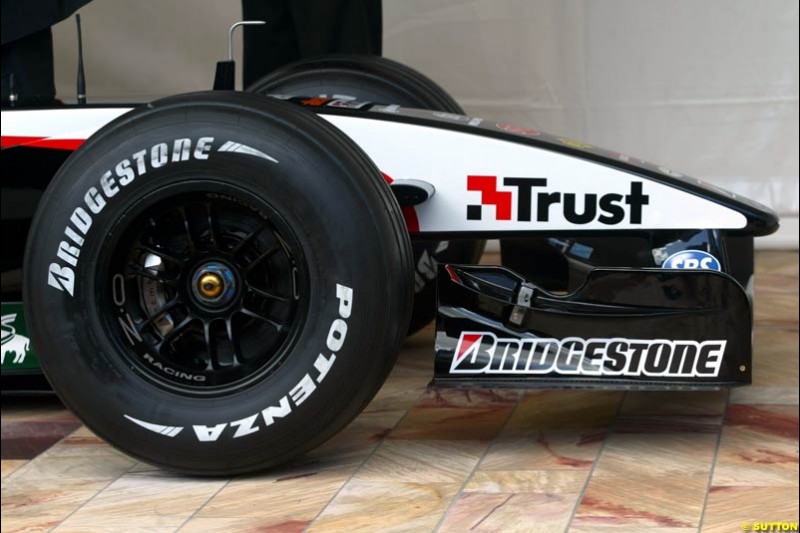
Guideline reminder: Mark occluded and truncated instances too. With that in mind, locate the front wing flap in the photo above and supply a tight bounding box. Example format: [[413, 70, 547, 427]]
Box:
[[434, 264, 752, 390]]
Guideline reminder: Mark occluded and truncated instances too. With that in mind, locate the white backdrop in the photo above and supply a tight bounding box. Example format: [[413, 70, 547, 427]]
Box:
[[52, 0, 799, 247]]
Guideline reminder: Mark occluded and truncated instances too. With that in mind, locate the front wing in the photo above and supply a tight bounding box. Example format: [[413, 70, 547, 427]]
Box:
[[434, 263, 752, 390]]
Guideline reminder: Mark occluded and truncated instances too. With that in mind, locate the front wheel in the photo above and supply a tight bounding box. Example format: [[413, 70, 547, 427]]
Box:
[[24, 92, 413, 475]]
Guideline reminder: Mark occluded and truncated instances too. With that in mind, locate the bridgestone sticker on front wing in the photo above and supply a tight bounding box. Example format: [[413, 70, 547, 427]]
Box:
[[123, 283, 353, 442], [450, 332, 726, 378]]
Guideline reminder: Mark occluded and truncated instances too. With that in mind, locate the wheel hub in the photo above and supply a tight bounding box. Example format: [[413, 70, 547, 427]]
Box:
[[199, 273, 223, 298], [103, 186, 309, 394], [190, 262, 237, 307]]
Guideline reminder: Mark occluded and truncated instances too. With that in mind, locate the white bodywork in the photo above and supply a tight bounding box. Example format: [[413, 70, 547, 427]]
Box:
[[322, 115, 746, 232], [1, 107, 747, 233]]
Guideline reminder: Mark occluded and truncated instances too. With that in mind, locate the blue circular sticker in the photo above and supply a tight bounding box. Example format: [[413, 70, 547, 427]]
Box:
[[662, 250, 721, 271]]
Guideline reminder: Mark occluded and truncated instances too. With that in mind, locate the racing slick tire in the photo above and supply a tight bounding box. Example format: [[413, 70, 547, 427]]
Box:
[[248, 54, 486, 335], [23, 91, 413, 475]]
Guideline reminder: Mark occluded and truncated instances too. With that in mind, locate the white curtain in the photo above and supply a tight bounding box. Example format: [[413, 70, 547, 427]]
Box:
[[383, 0, 799, 247]]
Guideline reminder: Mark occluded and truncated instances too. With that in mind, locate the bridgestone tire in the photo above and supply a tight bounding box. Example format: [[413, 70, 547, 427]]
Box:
[[23, 92, 413, 475], [248, 55, 485, 335]]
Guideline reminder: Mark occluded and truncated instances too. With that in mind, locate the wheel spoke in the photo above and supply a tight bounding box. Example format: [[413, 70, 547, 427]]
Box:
[[245, 245, 280, 272], [155, 315, 196, 354], [226, 317, 243, 366], [126, 265, 180, 286], [238, 306, 286, 333], [273, 231, 293, 260], [203, 320, 220, 371], [177, 206, 197, 254], [247, 285, 290, 303], [135, 242, 184, 265], [205, 202, 220, 252], [231, 222, 268, 255], [137, 297, 181, 332]]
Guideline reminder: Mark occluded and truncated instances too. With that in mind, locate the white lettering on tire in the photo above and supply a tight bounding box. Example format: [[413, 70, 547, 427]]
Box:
[[230, 414, 260, 438], [326, 319, 347, 352], [47, 263, 76, 296], [124, 414, 183, 437], [193, 423, 227, 442], [261, 396, 292, 426]]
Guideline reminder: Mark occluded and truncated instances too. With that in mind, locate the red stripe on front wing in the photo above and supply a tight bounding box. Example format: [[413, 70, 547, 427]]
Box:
[[1, 135, 85, 150]]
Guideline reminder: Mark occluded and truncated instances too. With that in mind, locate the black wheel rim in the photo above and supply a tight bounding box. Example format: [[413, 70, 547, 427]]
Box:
[[99, 181, 308, 395]]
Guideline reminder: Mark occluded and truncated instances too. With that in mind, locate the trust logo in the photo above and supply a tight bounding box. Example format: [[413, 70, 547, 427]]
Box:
[[466, 175, 513, 220], [466, 175, 649, 225]]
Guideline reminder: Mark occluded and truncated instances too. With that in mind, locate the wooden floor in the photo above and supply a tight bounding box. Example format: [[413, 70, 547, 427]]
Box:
[[2, 252, 798, 533]]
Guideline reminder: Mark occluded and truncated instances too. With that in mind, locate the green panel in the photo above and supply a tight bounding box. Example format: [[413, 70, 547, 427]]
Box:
[[1, 302, 41, 373]]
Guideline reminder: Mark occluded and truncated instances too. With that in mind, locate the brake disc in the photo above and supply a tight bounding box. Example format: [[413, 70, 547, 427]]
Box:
[[139, 253, 174, 336]]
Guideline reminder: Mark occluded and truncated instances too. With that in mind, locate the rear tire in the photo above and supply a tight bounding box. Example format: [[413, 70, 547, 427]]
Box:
[[249, 55, 485, 335], [24, 92, 413, 475]]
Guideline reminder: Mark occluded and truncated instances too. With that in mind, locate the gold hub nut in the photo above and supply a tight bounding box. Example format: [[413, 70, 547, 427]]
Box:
[[198, 273, 224, 298]]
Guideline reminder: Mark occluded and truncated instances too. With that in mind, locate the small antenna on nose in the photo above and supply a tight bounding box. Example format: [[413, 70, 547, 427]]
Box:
[[76, 14, 87, 105]]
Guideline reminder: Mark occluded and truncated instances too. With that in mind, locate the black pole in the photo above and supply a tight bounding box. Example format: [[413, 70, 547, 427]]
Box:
[[76, 14, 86, 105]]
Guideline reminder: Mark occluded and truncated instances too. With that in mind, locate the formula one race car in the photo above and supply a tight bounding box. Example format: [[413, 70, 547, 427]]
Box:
[[1, 31, 778, 474]]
